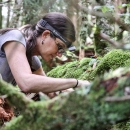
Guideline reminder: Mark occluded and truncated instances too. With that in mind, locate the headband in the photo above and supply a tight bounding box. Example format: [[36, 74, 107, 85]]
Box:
[[38, 19, 72, 48]]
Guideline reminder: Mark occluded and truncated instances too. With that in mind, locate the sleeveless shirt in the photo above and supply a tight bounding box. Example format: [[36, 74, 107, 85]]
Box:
[[0, 30, 41, 85]]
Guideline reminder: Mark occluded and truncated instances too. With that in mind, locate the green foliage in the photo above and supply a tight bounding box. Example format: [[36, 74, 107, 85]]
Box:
[[89, 49, 130, 80], [1, 67, 130, 129], [49, 0, 67, 12], [22, 0, 46, 24], [47, 58, 95, 80], [47, 49, 130, 83], [22, 0, 69, 25], [101, 6, 114, 13]]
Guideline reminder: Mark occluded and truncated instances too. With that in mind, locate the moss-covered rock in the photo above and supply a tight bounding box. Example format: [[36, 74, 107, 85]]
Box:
[[47, 49, 130, 83], [47, 58, 96, 80], [88, 49, 130, 80]]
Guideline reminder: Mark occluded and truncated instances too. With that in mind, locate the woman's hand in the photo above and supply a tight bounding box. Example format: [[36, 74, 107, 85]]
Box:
[[77, 80, 90, 88], [46, 92, 58, 99]]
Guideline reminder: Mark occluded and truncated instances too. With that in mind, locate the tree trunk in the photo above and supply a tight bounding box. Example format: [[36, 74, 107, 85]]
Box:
[[9, 0, 23, 28], [0, 0, 2, 29], [6, 0, 11, 27]]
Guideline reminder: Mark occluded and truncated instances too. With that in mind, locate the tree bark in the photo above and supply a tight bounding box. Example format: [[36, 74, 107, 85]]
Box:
[[9, 0, 23, 28], [0, 0, 2, 29]]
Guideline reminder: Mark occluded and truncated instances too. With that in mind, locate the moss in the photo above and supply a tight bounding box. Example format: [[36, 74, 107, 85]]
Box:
[[47, 65, 64, 78], [1, 67, 130, 129], [2, 49, 130, 129], [47, 49, 130, 82], [0, 80, 31, 111], [94, 27, 110, 57], [89, 49, 130, 80], [47, 58, 95, 80]]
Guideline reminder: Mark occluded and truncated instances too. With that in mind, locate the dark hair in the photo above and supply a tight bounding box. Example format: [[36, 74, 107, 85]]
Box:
[[36, 12, 76, 44], [0, 12, 76, 67]]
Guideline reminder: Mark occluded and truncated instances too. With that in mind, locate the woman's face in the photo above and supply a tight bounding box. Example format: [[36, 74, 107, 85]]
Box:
[[35, 30, 67, 63]]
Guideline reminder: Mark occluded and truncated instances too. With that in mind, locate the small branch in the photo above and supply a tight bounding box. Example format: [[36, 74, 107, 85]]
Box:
[[104, 95, 130, 102], [99, 32, 121, 47], [0, 0, 10, 4], [76, 3, 130, 32], [0, 1, 11, 7]]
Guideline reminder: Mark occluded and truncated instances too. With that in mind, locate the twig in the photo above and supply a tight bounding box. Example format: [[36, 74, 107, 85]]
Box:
[[0, 0, 10, 4], [99, 32, 121, 47], [105, 95, 130, 102], [76, 3, 130, 32], [0, 0, 11, 7]]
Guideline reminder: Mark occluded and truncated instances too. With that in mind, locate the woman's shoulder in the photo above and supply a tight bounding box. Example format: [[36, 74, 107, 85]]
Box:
[[4, 29, 24, 39], [0, 29, 26, 48]]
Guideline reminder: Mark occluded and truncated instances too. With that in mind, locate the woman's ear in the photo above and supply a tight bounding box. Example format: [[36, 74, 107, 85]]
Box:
[[42, 30, 51, 39]]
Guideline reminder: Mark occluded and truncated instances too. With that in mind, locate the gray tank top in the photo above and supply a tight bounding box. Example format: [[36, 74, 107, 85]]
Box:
[[0, 30, 41, 85]]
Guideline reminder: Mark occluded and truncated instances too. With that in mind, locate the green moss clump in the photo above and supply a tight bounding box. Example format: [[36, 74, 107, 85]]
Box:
[[47, 49, 130, 82], [88, 49, 130, 80], [47, 65, 65, 78], [47, 58, 94, 80]]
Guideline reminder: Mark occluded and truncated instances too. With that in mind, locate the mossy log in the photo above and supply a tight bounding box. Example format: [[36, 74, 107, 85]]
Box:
[[1, 67, 130, 130], [47, 49, 130, 82], [89, 49, 130, 80]]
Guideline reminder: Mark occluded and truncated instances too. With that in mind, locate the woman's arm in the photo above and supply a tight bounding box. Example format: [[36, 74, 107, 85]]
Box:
[[32, 66, 46, 76], [3, 41, 90, 93], [32, 66, 58, 98]]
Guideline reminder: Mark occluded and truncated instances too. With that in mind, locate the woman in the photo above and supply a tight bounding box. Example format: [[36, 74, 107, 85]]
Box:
[[0, 12, 90, 96]]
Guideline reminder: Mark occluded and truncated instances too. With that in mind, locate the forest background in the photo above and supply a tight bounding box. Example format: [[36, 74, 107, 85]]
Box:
[[1, 0, 130, 130]]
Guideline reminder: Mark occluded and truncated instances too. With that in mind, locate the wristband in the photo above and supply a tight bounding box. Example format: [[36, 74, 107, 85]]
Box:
[[73, 79, 78, 89]]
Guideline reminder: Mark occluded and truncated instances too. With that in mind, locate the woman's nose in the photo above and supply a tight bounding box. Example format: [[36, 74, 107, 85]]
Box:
[[56, 52, 62, 57]]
